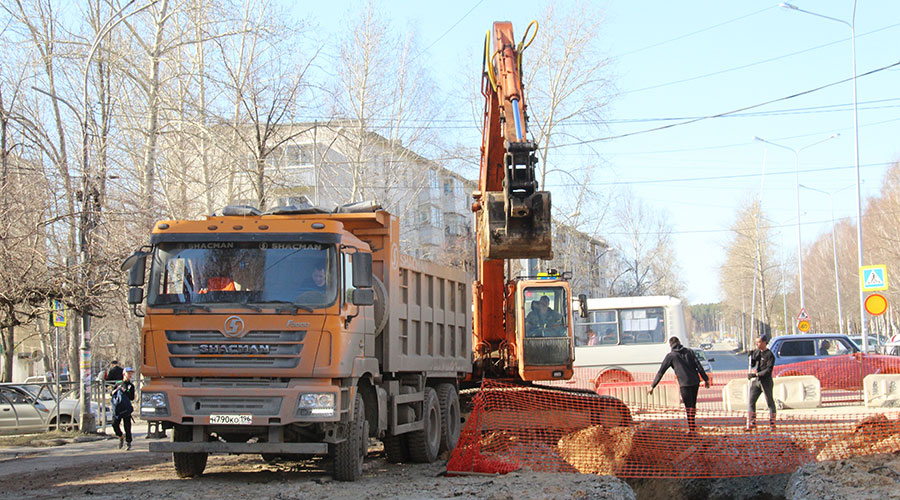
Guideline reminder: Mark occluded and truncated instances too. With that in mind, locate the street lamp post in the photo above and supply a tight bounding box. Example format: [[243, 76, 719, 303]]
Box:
[[76, 0, 157, 433], [780, 0, 867, 351], [754, 134, 838, 321], [799, 184, 853, 333]]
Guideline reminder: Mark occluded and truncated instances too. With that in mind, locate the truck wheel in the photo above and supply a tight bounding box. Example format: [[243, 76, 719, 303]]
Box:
[[382, 433, 408, 463], [408, 387, 441, 463], [333, 392, 367, 481], [172, 425, 208, 478], [436, 383, 460, 453]]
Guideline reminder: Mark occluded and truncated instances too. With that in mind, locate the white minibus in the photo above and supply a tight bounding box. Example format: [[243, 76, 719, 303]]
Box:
[[572, 295, 690, 385]]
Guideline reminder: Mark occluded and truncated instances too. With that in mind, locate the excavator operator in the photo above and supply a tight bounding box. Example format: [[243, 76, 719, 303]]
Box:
[[525, 296, 563, 337]]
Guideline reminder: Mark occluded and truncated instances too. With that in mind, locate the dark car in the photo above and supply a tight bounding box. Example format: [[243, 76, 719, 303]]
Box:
[[699, 342, 713, 351], [769, 333, 900, 390]]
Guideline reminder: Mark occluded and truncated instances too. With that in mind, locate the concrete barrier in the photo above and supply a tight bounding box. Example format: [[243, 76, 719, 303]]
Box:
[[722, 375, 821, 411], [863, 373, 900, 407], [595, 381, 679, 407]]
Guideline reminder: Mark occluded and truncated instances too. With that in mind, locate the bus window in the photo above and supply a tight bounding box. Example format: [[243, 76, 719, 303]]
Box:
[[620, 307, 666, 344], [574, 310, 618, 346]]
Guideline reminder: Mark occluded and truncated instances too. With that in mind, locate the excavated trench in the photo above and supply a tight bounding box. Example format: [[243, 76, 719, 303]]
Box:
[[625, 475, 791, 500]]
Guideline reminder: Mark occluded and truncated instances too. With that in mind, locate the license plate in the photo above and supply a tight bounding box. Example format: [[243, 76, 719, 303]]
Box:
[[209, 414, 252, 425]]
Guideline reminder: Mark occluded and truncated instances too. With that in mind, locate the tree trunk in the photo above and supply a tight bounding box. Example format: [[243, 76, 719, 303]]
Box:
[[1, 326, 14, 382]]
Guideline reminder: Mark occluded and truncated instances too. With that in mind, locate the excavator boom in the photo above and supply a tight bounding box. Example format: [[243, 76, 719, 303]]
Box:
[[472, 21, 573, 383], [476, 21, 551, 261]]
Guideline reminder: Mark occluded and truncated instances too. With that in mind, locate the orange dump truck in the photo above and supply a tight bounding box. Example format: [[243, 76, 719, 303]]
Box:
[[123, 204, 471, 480]]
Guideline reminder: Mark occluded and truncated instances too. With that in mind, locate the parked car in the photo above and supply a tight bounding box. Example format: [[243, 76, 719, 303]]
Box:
[[699, 342, 713, 351], [0, 383, 111, 435], [885, 341, 900, 357], [848, 335, 882, 353], [692, 348, 715, 384], [769, 333, 900, 390]]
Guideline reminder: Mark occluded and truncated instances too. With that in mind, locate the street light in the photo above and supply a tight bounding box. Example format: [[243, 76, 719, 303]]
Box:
[[753, 134, 838, 319], [76, 0, 158, 433], [780, 1, 868, 350], [799, 183, 854, 333]]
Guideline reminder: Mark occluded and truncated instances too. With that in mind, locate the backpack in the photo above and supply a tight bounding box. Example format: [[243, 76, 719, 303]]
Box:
[[111, 386, 133, 417]]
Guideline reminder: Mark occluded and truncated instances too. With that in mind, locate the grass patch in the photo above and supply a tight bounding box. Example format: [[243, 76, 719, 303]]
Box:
[[0, 429, 82, 447]]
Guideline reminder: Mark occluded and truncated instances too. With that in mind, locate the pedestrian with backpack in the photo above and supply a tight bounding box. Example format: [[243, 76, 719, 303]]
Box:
[[648, 337, 710, 435], [111, 367, 136, 450]]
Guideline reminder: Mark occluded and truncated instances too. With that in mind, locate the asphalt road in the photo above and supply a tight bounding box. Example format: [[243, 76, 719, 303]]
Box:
[[706, 344, 750, 372]]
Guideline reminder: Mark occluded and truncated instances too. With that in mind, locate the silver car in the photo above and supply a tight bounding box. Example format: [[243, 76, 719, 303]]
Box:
[[0, 384, 111, 435]]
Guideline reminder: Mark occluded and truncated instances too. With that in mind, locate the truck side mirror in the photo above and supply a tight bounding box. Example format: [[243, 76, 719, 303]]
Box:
[[352, 252, 373, 288], [351, 288, 375, 306], [122, 250, 149, 287], [578, 294, 588, 318], [128, 287, 144, 305]]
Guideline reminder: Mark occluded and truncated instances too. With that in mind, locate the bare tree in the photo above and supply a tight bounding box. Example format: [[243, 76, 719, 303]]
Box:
[[213, 0, 317, 211], [719, 198, 783, 346], [607, 191, 683, 296], [327, 1, 441, 239]]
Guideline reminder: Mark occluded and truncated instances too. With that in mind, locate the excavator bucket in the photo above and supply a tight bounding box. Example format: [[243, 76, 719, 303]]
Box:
[[478, 190, 552, 260]]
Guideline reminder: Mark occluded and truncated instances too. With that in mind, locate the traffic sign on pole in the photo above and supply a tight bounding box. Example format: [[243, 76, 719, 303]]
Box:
[[51, 299, 66, 327], [865, 293, 888, 316], [860, 265, 888, 292], [797, 320, 811, 332], [797, 308, 810, 321]]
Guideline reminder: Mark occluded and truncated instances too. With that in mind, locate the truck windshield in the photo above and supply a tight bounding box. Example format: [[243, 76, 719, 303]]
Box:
[[147, 241, 337, 309]]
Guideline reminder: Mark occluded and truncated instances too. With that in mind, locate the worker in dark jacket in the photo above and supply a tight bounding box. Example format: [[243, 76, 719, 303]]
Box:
[[747, 333, 777, 431], [648, 337, 710, 435], [111, 367, 136, 450]]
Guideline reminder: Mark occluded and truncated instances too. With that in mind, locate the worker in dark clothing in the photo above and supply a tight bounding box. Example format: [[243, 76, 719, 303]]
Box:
[[747, 333, 777, 431], [105, 360, 123, 383], [648, 337, 710, 435]]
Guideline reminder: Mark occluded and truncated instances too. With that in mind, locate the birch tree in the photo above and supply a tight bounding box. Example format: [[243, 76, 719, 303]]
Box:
[[607, 191, 683, 297], [328, 1, 440, 226]]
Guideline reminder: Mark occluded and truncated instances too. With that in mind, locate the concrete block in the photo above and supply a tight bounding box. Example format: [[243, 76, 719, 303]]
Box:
[[595, 381, 679, 407], [863, 373, 900, 408], [722, 375, 821, 411]]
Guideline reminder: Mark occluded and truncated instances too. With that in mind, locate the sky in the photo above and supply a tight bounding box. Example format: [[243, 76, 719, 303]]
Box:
[[294, 0, 900, 305]]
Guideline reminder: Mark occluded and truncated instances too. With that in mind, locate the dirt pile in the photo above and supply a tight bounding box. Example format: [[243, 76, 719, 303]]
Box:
[[557, 422, 812, 478], [816, 413, 900, 461]]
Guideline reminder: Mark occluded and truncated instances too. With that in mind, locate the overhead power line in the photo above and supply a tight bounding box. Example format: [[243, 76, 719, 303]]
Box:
[[552, 60, 900, 149]]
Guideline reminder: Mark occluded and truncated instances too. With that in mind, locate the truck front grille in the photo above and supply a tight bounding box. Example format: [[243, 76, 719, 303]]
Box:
[[181, 396, 283, 416], [166, 330, 304, 369]]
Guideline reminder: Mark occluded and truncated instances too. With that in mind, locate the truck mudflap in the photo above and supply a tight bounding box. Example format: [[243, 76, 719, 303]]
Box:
[[150, 442, 328, 454]]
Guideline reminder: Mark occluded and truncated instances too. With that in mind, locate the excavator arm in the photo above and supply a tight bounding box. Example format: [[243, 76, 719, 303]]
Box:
[[475, 21, 551, 261], [471, 21, 572, 383]]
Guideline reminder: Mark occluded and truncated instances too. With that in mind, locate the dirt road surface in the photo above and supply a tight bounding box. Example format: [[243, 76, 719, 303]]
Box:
[[2, 428, 898, 500], [0, 430, 634, 500]]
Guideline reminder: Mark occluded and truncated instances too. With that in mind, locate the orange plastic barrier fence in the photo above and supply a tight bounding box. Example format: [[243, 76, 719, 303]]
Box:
[[447, 379, 900, 478], [544, 353, 900, 408]]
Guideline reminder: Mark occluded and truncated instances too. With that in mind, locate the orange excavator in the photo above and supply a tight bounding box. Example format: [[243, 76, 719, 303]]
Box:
[[471, 21, 577, 383]]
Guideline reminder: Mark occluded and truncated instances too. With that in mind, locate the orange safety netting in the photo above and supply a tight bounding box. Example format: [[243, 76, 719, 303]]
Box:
[[447, 375, 900, 478], [546, 353, 900, 407]]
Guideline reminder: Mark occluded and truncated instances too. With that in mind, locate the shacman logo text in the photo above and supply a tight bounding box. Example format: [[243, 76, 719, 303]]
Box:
[[223, 316, 246, 338]]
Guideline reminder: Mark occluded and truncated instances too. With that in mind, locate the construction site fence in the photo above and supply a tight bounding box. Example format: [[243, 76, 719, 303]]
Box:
[[448, 357, 900, 479], [544, 353, 900, 409]]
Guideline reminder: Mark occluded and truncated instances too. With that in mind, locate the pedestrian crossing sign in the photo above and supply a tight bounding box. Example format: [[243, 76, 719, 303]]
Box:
[[860, 265, 888, 292], [51, 299, 66, 327]]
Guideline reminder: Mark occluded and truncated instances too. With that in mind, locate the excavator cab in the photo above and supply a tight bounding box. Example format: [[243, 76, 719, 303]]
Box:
[[515, 274, 574, 381]]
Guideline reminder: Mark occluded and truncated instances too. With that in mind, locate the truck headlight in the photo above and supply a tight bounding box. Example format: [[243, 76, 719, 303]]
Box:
[[141, 392, 170, 417], [297, 392, 335, 417]]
